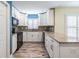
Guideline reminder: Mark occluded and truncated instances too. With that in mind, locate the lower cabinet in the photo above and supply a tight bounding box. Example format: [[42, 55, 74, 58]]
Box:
[[23, 32, 43, 42], [12, 34, 17, 54], [45, 33, 79, 58], [23, 32, 27, 42], [45, 34, 59, 58], [60, 44, 79, 58]]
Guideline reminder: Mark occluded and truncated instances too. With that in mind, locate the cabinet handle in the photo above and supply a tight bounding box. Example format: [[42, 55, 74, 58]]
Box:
[[51, 40, 54, 42], [32, 35, 33, 37], [51, 45, 53, 51]]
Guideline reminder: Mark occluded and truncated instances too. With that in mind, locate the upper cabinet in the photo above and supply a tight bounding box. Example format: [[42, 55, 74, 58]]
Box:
[[40, 12, 48, 26], [12, 6, 27, 26], [48, 9, 55, 26], [18, 13, 26, 26], [12, 6, 15, 17], [40, 9, 55, 26]]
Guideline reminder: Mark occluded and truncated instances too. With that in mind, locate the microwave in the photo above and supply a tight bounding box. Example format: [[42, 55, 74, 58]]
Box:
[[12, 17, 19, 26]]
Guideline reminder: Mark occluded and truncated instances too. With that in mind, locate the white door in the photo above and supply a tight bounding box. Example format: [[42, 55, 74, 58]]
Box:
[[0, 2, 10, 57]]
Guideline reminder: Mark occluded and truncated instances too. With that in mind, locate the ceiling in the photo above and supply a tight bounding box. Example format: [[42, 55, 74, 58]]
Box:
[[13, 1, 79, 14]]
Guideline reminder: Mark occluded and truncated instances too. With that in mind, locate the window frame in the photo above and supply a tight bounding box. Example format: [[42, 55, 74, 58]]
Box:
[[65, 14, 79, 39], [27, 14, 39, 29]]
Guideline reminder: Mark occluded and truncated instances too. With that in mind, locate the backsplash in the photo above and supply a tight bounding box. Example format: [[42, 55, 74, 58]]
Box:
[[16, 26, 28, 31], [16, 26, 54, 32], [39, 26, 54, 32]]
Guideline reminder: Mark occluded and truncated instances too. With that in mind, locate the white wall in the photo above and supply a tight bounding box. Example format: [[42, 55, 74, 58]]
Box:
[[55, 7, 79, 34]]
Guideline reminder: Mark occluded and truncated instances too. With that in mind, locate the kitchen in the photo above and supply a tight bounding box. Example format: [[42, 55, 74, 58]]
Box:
[[0, 1, 79, 58]]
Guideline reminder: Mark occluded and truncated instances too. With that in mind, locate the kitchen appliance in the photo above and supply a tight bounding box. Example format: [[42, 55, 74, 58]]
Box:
[[12, 17, 19, 33], [12, 17, 19, 26], [16, 32, 23, 51]]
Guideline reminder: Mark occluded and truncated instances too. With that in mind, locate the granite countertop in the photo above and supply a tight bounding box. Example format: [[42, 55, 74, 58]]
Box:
[[46, 32, 79, 43]]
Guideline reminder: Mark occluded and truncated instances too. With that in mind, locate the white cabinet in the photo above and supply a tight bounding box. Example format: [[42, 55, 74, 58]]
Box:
[[15, 8, 18, 19], [45, 34, 59, 58], [60, 44, 79, 58], [18, 13, 27, 26], [45, 35, 54, 57], [27, 32, 33, 41], [12, 6, 19, 19], [40, 9, 54, 26], [48, 9, 54, 25], [40, 12, 48, 26], [12, 34, 17, 54], [51, 38, 59, 58], [23, 32, 43, 42], [12, 7, 15, 17], [23, 32, 27, 42], [12, 6, 27, 26], [45, 33, 79, 58], [18, 13, 26, 26], [38, 32, 43, 41]]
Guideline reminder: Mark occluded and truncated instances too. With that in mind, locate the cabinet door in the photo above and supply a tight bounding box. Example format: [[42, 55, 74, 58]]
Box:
[[45, 35, 54, 57], [32, 32, 40, 42], [20, 13, 25, 26], [48, 9, 54, 25], [45, 36, 49, 53], [24, 14, 27, 26], [45, 34, 59, 58], [47, 37, 54, 58], [25, 32, 34, 42], [60, 44, 79, 58], [14, 9, 18, 18], [27, 32, 33, 41], [31, 32, 36, 41], [38, 32, 43, 42], [40, 13, 48, 26], [12, 34, 17, 54], [40, 13, 43, 25], [51, 39, 59, 58], [12, 7, 15, 17], [23, 32, 27, 42], [25, 32, 42, 42], [43, 13, 48, 25]]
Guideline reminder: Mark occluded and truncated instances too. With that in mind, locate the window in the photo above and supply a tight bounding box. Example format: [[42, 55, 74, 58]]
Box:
[[66, 15, 79, 39], [27, 14, 39, 29]]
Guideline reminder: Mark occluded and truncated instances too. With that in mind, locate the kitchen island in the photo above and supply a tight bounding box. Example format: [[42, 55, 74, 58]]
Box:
[[45, 32, 79, 58]]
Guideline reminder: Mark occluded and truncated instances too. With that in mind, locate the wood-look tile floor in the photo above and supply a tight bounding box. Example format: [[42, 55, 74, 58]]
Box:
[[13, 42, 49, 58]]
